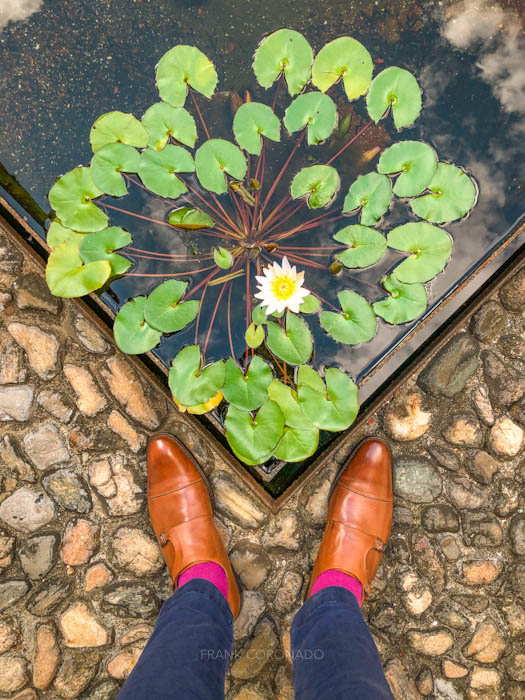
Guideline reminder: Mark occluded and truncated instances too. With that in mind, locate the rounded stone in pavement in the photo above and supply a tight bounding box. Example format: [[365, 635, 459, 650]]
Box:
[[23, 423, 70, 470], [0, 619, 18, 653], [60, 519, 100, 567], [509, 514, 525, 556], [7, 322, 60, 380], [230, 540, 272, 590], [0, 384, 34, 422], [407, 629, 453, 656], [442, 411, 484, 447], [470, 300, 508, 343], [19, 533, 58, 580], [393, 456, 442, 503], [42, 469, 91, 513], [102, 582, 159, 618], [234, 590, 266, 639], [383, 389, 432, 441], [467, 450, 499, 485], [489, 416, 523, 456], [0, 580, 29, 613], [0, 487, 55, 533], [421, 504, 459, 533], [33, 623, 60, 690], [417, 331, 479, 398], [499, 265, 525, 312], [53, 650, 100, 699], [464, 618, 506, 663], [73, 315, 108, 354], [59, 602, 109, 648], [111, 527, 163, 577], [0, 654, 27, 693], [26, 577, 72, 617], [231, 621, 278, 680]]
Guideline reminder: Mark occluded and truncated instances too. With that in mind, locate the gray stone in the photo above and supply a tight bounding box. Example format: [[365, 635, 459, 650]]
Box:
[[506, 652, 525, 682], [415, 666, 433, 696], [427, 444, 460, 471], [230, 540, 272, 589], [0, 340, 26, 384], [471, 385, 495, 425], [442, 411, 484, 447], [412, 532, 445, 593], [42, 469, 91, 513], [13, 272, 61, 315], [0, 487, 55, 533], [102, 583, 159, 618], [510, 398, 525, 427], [0, 655, 27, 693], [447, 478, 486, 510], [234, 590, 266, 639], [509, 514, 525, 556], [37, 390, 74, 424], [8, 322, 60, 380], [393, 505, 414, 529], [19, 534, 57, 580], [462, 513, 503, 547], [299, 462, 338, 527], [83, 680, 120, 700], [231, 621, 278, 680], [0, 580, 29, 612], [417, 332, 479, 397], [23, 423, 69, 470], [471, 300, 508, 343], [26, 577, 72, 616], [467, 451, 500, 484], [0, 529, 15, 569], [73, 316, 108, 354], [384, 658, 422, 699], [436, 605, 469, 630], [393, 456, 442, 503], [500, 333, 525, 359], [439, 535, 461, 561], [452, 594, 489, 613], [499, 265, 525, 311], [261, 511, 302, 551], [421, 505, 459, 533], [482, 350, 525, 407], [0, 384, 34, 421], [494, 478, 520, 517], [211, 473, 266, 529], [0, 434, 35, 482], [273, 571, 303, 612], [0, 234, 23, 273], [54, 650, 100, 699]]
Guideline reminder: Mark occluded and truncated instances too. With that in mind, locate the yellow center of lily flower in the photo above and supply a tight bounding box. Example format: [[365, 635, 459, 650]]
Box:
[[271, 275, 296, 301]]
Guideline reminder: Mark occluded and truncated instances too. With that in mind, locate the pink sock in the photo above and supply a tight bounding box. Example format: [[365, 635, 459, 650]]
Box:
[[177, 561, 229, 600], [310, 569, 363, 605]]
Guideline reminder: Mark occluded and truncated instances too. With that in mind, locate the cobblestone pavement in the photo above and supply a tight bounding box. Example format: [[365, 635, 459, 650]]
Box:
[[0, 231, 523, 700]]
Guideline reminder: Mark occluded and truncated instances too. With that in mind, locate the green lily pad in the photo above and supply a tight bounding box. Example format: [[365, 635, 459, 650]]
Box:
[[213, 246, 233, 269], [79, 227, 132, 277], [156, 45, 218, 107], [409, 163, 477, 223], [311, 37, 373, 100], [377, 141, 437, 197], [266, 312, 313, 365], [252, 304, 269, 325], [387, 222, 452, 283], [245, 322, 265, 348], [195, 139, 247, 195], [334, 224, 387, 268], [222, 356, 272, 411], [168, 207, 214, 230], [366, 67, 422, 129], [253, 29, 313, 97], [90, 143, 140, 197], [373, 274, 427, 324], [284, 92, 337, 145], [267, 380, 313, 430], [233, 102, 281, 156], [142, 102, 197, 150], [343, 172, 392, 225], [290, 165, 340, 209], [297, 365, 359, 432], [137, 145, 195, 198], [168, 345, 225, 406], [144, 280, 200, 333], [49, 167, 108, 232], [225, 398, 285, 465], [273, 425, 319, 462], [89, 111, 148, 153], [114, 296, 162, 354], [299, 294, 321, 314], [45, 239, 111, 298], [320, 290, 377, 344], [47, 220, 86, 250]]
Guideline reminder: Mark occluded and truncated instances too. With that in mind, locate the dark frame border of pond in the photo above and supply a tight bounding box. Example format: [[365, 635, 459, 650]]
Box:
[[1, 192, 524, 511]]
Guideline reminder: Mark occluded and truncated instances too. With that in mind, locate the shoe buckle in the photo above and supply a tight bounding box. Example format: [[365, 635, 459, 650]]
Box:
[[159, 533, 167, 546]]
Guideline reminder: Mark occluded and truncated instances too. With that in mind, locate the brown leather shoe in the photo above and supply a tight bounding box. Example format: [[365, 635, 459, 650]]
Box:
[[306, 438, 393, 602], [147, 434, 241, 618]]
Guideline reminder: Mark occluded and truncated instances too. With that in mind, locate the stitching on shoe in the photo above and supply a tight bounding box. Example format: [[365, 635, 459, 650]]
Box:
[[336, 483, 393, 503], [148, 478, 202, 500]]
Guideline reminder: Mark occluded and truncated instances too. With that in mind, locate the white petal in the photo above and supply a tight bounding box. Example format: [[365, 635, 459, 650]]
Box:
[[281, 256, 291, 272], [254, 291, 266, 300], [288, 300, 300, 313]]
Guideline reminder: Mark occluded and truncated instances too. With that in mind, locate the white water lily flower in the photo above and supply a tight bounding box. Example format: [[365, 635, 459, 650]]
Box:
[[254, 256, 310, 315]]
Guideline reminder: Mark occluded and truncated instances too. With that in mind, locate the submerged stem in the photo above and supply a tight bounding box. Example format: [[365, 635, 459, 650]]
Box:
[[325, 119, 374, 166]]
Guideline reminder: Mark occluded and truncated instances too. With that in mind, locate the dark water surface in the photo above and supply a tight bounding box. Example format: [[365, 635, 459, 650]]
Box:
[[1, 0, 524, 384]]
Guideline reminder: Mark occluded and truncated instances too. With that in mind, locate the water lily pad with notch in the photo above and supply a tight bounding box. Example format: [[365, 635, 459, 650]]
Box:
[[79, 227, 132, 277], [311, 37, 373, 100], [168, 345, 225, 406], [252, 303, 269, 325], [89, 111, 148, 153], [284, 92, 337, 145], [334, 224, 387, 268], [137, 145, 195, 198], [195, 139, 247, 195], [268, 378, 320, 462], [299, 294, 321, 314], [245, 322, 265, 348], [343, 172, 392, 226], [142, 102, 197, 150], [377, 141, 437, 197], [90, 143, 140, 197], [47, 220, 86, 250], [144, 279, 199, 333], [168, 207, 214, 230], [297, 365, 359, 432], [366, 67, 422, 129], [266, 312, 313, 365], [387, 222, 452, 283], [290, 165, 340, 209], [320, 290, 377, 344], [225, 399, 285, 466], [156, 45, 218, 107], [222, 356, 272, 411], [49, 167, 108, 232], [373, 274, 427, 324], [267, 380, 313, 430], [46, 239, 111, 298], [213, 246, 233, 269], [253, 29, 313, 97], [409, 163, 477, 223], [233, 102, 280, 156], [114, 296, 162, 354]]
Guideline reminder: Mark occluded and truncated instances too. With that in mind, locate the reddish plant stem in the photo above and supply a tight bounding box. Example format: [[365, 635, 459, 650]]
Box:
[[227, 282, 235, 360], [260, 200, 304, 236], [185, 266, 223, 299], [190, 90, 211, 140], [310, 290, 339, 311], [126, 252, 213, 263], [250, 144, 265, 234], [182, 179, 241, 234], [343, 270, 384, 291], [272, 76, 282, 111], [325, 120, 374, 166], [271, 251, 326, 270], [257, 194, 292, 234], [127, 245, 213, 260], [259, 131, 305, 217], [269, 215, 345, 243], [203, 282, 229, 355], [127, 264, 216, 278], [228, 187, 248, 234], [279, 245, 343, 251]]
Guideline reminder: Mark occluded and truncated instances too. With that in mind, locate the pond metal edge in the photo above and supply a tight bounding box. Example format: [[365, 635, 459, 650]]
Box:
[[1, 195, 523, 513]]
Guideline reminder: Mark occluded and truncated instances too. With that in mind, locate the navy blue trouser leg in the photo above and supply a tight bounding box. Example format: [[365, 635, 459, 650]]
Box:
[[290, 586, 393, 700], [118, 579, 233, 700]]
